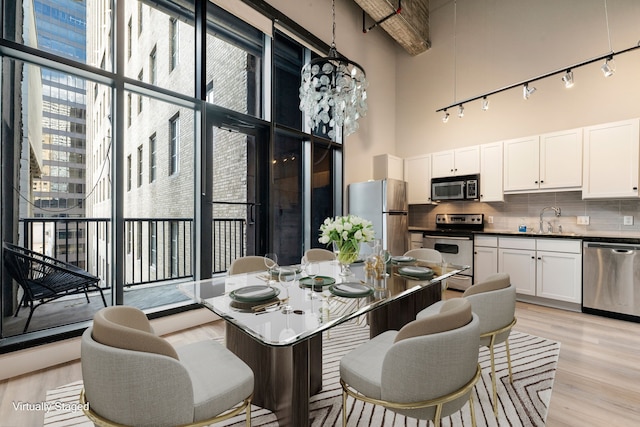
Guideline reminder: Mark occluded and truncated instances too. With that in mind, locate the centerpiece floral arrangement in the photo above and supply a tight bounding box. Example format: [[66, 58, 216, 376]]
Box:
[[319, 215, 375, 273]]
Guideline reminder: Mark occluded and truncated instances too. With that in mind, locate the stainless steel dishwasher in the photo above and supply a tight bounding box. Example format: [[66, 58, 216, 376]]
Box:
[[583, 241, 640, 321]]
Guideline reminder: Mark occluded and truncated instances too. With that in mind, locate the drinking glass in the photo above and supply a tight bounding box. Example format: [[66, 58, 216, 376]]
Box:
[[264, 253, 278, 285], [379, 249, 392, 277], [305, 261, 321, 294], [278, 267, 296, 314]]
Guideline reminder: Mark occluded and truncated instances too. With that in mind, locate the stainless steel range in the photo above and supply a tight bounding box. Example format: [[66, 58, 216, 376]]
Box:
[[422, 213, 484, 291]]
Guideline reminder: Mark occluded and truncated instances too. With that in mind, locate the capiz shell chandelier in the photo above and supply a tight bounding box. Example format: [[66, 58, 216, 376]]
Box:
[[299, 0, 368, 139]]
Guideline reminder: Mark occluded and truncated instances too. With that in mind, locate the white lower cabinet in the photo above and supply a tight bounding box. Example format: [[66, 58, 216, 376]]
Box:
[[409, 232, 424, 251], [535, 239, 582, 303], [496, 237, 582, 305], [498, 240, 537, 296], [473, 235, 498, 283]]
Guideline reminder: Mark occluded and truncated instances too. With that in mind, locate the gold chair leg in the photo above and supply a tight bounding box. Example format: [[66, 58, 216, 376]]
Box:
[[434, 403, 443, 427], [469, 391, 477, 427], [489, 336, 498, 416], [246, 402, 251, 426], [342, 389, 347, 426], [505, 338, 513, 383]]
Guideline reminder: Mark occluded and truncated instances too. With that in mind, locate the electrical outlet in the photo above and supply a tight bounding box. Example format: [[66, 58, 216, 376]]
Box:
[[488, 216, 494, 224], [624, 216, 634, 226], [577, 216, 590, 225]]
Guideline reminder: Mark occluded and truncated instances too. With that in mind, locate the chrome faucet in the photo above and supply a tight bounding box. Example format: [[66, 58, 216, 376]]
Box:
[[539, 206, 561, 233]]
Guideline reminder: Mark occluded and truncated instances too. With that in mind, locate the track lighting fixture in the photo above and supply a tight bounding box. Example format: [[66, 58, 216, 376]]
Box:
[[601, 57, 615, 77], [481, 97, 489, 111], [435, 0, 640, 120], [442, 110, 450, 123], [523, 83, 536, 100], [457, 105, 464, 118], [562, 70, 574, 88]]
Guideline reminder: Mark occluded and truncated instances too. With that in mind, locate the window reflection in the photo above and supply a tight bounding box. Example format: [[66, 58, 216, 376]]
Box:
[[272, 131, 303, 265], [274, 31, 304, 129], [205, 2, 263, 117]]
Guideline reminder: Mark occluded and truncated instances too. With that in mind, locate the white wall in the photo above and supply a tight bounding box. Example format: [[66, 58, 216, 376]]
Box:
[[397, 0, 640, 156], [265, 0, 398, 185]]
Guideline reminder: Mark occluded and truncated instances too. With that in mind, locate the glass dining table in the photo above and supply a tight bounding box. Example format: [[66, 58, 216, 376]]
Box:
[[178, 259, 468, 427]]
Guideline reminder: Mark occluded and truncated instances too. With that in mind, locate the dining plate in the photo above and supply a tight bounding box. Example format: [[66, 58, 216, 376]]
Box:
[[329, 282, 374, 298], [229, 285, 280, 302], [299, 275, 336, 288], [271, 266, 302, 276], [398, 266, 434, 279], [391, 256, 416, 263]]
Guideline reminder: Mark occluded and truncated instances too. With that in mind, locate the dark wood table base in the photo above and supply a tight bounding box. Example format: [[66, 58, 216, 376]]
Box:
[[369, 279, 442, 337], [225, 323, 323, 427]]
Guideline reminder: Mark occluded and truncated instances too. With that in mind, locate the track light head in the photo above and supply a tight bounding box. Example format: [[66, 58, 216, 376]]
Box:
[[562, 70, 574, 88], [523, 83, 536, 100], [457, 105, 464, 118], [601, 57, 615, 77], [442, 110, 450, 123], [481, 97, 489, 111]]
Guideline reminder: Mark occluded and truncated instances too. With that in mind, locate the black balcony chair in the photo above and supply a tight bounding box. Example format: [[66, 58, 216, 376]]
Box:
[[2, 242, 107, 333]]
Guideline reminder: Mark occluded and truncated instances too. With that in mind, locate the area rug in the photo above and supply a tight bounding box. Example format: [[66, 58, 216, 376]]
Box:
[[43, 323, 559, 427]]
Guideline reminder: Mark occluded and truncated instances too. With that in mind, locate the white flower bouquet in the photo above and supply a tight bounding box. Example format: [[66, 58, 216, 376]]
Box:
[[319, 215, 375, 267]]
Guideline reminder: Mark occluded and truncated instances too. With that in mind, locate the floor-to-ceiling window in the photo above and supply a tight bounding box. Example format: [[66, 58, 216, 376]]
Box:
[[272, 29, 343, 259], [0, 0, 344, 347]]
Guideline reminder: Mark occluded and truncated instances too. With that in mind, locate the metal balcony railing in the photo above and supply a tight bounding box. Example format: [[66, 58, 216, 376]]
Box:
[[17, 217, 245, 287]]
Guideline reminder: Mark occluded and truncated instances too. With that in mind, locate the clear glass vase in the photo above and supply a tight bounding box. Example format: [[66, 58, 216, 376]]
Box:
[[333, 242, 359, 277]]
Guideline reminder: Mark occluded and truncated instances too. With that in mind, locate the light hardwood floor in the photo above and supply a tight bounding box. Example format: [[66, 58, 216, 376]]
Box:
[[1, 297, 639, 426]]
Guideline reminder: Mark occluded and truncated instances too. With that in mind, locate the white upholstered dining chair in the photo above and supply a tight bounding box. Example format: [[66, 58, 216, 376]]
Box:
[[80, 306, 254, 426], [303, 248, 336, 262], [417, 272, 516, 415], [340, 298, 481, 427], [404, 248, 447, 293], [228, 255, 269, 275], [403, 248, 443, 263]]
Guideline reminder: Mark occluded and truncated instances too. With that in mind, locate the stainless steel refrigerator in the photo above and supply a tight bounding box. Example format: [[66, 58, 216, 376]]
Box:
[[348, 178, 408, 256]]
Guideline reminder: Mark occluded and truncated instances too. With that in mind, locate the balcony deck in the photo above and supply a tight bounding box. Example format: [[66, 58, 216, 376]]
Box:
[[2, 281, 193, 337]]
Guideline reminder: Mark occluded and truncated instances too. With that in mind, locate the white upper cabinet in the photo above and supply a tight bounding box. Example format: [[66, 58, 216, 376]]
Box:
[[503, 129, 582, 193], [431, 146, 480, 178], [373, 154, 404, 181], [404, 154, 432, 204], [539, 128, 583, 190], [583, 118, 640, 199], [503, 136, 540, 191], [479, 142, 504, 202]]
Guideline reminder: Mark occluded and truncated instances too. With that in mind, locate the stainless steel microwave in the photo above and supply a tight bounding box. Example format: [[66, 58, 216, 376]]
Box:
[[431, 174, 480, 201]]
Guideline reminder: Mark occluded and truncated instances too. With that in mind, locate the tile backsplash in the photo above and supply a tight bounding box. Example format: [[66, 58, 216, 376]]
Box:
[[409, 191, 640, 236]]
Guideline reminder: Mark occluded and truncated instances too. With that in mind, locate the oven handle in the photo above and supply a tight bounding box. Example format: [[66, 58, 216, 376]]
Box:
[[423, 235, 472, 241]]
